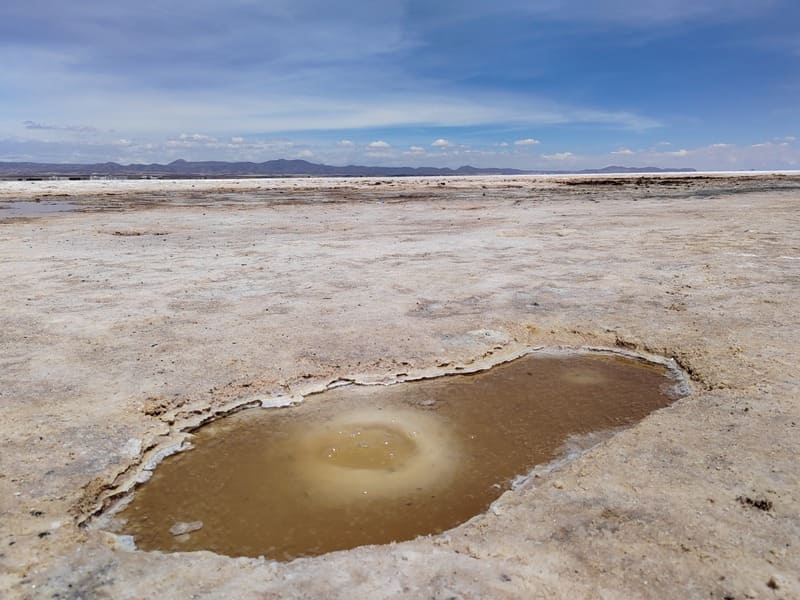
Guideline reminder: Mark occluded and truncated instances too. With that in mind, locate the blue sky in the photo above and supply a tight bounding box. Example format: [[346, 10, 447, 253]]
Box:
[[1, 0, 798, 169]]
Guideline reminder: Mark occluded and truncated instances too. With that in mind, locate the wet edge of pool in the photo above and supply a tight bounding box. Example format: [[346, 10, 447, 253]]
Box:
[[81, 345, 692, 552], [0, 200, 85, 219]]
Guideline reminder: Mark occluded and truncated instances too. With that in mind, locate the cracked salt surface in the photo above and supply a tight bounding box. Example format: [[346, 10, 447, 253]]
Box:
[[111, 351, 684, 561]]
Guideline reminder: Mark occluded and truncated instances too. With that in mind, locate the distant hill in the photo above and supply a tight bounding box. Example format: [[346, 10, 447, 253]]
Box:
[[0, 159, 695, 179]]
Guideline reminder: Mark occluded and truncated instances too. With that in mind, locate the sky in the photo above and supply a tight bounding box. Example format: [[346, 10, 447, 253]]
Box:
[[1, 0, 798, 170]]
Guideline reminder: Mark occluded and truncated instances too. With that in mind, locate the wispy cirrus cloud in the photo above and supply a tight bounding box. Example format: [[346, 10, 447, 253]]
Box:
[[542, 152, 576, 160], [423, 0, 780, 27], [23, 120, 98, 133], [0, 1, 664, 141]]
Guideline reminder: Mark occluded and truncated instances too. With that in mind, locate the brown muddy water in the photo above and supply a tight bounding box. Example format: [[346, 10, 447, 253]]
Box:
[[115, 352, 684, 560]]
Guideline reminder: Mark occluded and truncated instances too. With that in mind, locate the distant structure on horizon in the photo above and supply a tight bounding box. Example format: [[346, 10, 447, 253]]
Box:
[[0, 159, 696, 180]]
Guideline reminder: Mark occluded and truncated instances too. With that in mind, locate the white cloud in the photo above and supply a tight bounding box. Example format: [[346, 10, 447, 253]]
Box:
[[611, 147, 634, 155], [431, 138, 451, 148], [614, 140, 800, 171], [179, 133, 217, 143], [0, 46, 662, 138], [542, 152, 575, 160], [230, 136, 245, 144], [368, 140, 390, 149], [514, 138, 540, 146], [296, 149, 314, 158], [498, 142, 509, 147], [337, 139, 354, 147], [4, 135, 800, 171], [570, 140, 800, 172]]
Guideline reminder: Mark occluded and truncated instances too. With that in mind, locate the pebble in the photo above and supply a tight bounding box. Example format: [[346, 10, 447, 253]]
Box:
[[169, 521, 203, 536]]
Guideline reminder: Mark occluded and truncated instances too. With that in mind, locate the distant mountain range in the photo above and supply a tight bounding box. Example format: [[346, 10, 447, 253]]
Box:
[[0, 159, 695, 179]]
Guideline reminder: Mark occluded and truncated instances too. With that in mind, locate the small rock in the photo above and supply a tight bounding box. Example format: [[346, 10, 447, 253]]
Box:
[[169, 521, 203, 536], [552, 480, 564, 489], [767, 577, 779, 590]]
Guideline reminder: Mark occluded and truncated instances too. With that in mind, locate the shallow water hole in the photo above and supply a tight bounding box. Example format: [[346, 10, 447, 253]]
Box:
[[113, 352, 685, 560], [0, 200, 81, 218]]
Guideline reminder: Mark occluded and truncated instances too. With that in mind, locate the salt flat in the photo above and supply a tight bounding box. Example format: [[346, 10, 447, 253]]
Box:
[[1, 174, 798, 598]]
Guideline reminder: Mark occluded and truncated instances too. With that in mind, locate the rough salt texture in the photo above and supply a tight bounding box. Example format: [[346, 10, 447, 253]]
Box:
[[1, 174, 798, 599]]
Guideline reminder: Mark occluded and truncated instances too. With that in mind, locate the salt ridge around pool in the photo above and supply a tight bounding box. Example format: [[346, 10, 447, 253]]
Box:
[[109, 351, 685, 560]]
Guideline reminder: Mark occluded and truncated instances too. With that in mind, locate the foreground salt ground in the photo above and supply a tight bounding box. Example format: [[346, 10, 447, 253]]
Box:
[[0, 174, 798, 598]]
